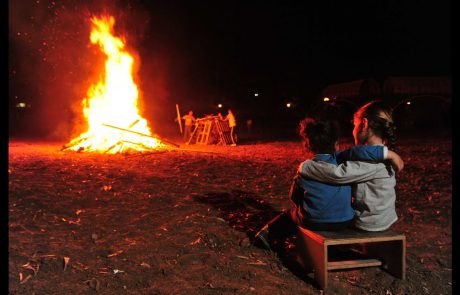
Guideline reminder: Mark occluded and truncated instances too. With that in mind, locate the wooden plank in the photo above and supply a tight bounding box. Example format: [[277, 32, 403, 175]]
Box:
[[297, 227, 327, 244], [175, 104, 183, 134], [102, 123, 180, 148], [316, 228, 404, 240], [298, 227, 405, 246], [325, 235, 405, 245], [328, 259, 382, 270], [60, 135, 94, 151], [203, 121, 212, 144], [187, 123, 199, 144]]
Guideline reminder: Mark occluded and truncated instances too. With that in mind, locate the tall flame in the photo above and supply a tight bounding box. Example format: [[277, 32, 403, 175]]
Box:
[[66, 15, 163, 153]]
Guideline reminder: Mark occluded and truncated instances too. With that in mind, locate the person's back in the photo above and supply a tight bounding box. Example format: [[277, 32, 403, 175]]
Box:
[[349, 100, 399, 231], [298, 119, 351, 225], [296, 154, 354, 225], [298, 100, 403, 232], [226, 110, 236, 127], [301, 158, 398, 231], [255, 118, 390, 250], [295, 118, 388, 228], [226, 109, 237, 145], [354, 166, 397, 231]]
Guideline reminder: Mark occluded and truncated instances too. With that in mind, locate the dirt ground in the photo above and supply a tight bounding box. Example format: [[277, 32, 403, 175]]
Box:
[[8, 138, 452, 294]]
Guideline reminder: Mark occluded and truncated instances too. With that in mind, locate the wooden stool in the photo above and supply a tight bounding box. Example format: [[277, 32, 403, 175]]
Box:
[[296, 227, 406, 291]]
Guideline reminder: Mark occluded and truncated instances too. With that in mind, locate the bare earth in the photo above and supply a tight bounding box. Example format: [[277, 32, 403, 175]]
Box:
[[8, 138, 452, 294]]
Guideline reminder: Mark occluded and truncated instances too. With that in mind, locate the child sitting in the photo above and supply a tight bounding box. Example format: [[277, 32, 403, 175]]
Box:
[[255, 118, 403, 250]]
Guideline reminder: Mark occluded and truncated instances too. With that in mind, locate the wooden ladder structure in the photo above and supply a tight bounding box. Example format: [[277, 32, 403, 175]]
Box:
[[187, 116, 233, 145], [214, 119, 233, 145], [189, 119, 213, 145]]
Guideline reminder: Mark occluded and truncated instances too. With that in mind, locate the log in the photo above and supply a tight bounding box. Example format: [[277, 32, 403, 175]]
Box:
[[127, 119, 140, 128], [60, 135, 93, 151], [176, 104, 183, 134], [104, 141, 122, 154], [102, 123, 180, 148]]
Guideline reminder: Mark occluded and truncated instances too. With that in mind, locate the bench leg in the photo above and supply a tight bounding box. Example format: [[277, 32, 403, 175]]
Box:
[[365, 239, 406, 280], [298, 235, 328, 290]]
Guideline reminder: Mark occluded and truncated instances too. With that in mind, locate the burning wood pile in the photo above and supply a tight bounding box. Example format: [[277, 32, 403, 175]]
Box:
[[62, 15, 174, 154], [61, 120, 176, 154]]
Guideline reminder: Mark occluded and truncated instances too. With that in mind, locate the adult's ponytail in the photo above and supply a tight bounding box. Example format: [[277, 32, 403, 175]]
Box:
[[354, 100, 397, 150]]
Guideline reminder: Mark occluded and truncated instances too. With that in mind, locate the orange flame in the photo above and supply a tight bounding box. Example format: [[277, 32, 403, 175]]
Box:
[[67, 15, 163, 153]]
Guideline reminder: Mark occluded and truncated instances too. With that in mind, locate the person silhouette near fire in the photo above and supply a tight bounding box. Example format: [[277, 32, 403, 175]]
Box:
[[225, 109, 237, 146], [181, 111, 196, 143]]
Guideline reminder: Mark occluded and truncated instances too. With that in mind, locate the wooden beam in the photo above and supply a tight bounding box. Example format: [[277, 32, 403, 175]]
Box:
[[328, 259, 382, 270], [102, 123, 180, 148]]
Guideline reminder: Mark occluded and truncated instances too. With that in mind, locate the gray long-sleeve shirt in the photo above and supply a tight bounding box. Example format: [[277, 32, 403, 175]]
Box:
[[298, 160, 398, 231]]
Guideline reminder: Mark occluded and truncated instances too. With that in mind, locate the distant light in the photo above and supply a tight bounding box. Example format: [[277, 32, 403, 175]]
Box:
[[406, 101, 411, 105], [217, 104, 223, 108], [323, 97, 330, 102], [16, 102, 26, 108], [254, 93, 259, 97], [286, 103, 292, 108]]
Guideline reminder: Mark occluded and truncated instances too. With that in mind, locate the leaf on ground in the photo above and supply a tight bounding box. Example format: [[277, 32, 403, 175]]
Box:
[[189, 237, 201, 245], [19, 274, 32, 284], [247, 260, 267, 265], [140, 262, 151, 268], [107, 250, 124, 257], [63, 256, 70, 271]]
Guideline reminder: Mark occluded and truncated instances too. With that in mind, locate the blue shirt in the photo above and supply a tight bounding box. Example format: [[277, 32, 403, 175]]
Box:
[[296, 145, 385, 223]]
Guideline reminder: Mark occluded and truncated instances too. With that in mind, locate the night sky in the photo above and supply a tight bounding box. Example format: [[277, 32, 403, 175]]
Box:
[[8, 0, 451, 138]]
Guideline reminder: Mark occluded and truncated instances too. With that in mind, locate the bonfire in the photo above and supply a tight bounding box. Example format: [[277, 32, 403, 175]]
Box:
[[64, 15, 165, 154]]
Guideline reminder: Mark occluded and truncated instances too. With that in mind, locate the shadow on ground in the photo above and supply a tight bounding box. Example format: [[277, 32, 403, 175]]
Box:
[[194, 189, 318, 287]]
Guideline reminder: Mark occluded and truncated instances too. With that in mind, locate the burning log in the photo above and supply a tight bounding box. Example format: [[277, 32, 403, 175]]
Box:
[[127, 119, 140, 128], [102, 123, 180, 148], [175, 104, 183, 134], [60, 135, 94, 151], [121, 140, 152, 150], [104, 140, 123, 154]]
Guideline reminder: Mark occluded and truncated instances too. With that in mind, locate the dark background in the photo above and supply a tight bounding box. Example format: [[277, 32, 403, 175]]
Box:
[[8, 0, 451, 141]]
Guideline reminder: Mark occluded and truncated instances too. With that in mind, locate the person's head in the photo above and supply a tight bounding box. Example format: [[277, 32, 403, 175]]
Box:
[[352, 100, 396, 150], [228, 109, 233, 114], [299, 118, 340, 154], [189, 111, 193, 115]]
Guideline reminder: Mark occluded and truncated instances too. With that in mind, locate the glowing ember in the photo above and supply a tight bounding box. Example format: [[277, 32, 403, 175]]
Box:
[[66, 15, 163, 153]]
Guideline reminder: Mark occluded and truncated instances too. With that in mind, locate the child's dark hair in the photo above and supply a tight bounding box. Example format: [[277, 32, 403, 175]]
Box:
[[354, 100, 397, 150], [299, 118, 340, 154]]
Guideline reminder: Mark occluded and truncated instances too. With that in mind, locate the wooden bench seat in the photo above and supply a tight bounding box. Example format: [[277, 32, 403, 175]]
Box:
[[296, 226, 406, 291]]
